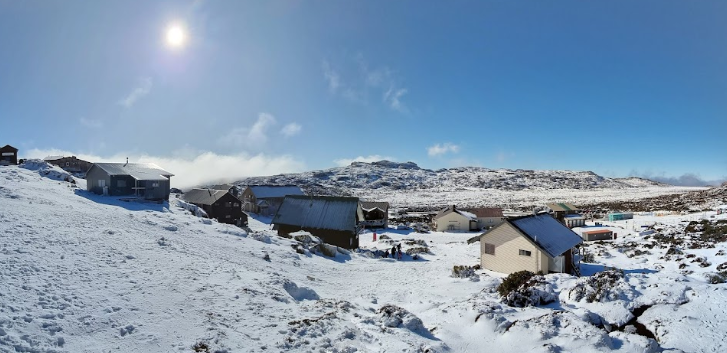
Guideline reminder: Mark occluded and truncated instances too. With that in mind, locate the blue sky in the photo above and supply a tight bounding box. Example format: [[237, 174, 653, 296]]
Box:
[[1, 0, 726, 187]]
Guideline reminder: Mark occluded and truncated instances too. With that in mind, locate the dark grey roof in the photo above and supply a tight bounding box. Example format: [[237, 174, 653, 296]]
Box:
[[1, 145, 18, 151], [210, 184, 234, 190], [508, 214, 583, 258], [272, 195, 361, 232], [183, 189, 238, 206], [361, 201, 389, 212], [466, 207, 504, 218], [92, 163, 174, 181], [248, 185, 304, 199]]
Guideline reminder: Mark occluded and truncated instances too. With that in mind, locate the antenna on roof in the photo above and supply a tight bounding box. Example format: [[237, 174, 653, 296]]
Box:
[[124, 157, 128, 167]]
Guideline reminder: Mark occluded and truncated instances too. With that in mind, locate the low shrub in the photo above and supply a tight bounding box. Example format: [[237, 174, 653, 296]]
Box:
[[496, 271, 556, 307]]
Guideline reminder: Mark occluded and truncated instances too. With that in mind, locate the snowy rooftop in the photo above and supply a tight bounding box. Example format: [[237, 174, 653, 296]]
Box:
[[248, 185, 304, 199], [92, 163, 174, 181], [510, 214, 583, 258]]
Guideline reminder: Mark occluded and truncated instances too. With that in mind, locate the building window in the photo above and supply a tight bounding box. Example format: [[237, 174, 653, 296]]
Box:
[[65, 162, 70, 166], [484, 243, 495, 255], [519, 249, 532, 257], [117, 180, 126, 187], [234, 203, 240, 207], [226, 202, 232, 207], [225, 215, 231, 218], [152, 182, 159, 187]]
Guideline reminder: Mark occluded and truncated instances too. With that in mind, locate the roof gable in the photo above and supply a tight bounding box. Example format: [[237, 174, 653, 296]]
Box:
[[248, 185, 304, 199], [360, 201, 389, 212], [272, 195, 361, 232], [434, 205, 477, 220], [1, 145, 18, 152], [183, 189, 239, 205], [507, 214, 583, 258]]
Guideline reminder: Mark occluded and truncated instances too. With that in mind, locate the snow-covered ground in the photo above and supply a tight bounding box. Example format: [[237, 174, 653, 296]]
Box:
[[1, 163, 726, 352]]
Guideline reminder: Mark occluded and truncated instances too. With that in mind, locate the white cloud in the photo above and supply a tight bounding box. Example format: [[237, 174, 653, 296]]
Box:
[[324, 56, 409, 112], [118, 77, 153, 108], [322, 60, 341, 93], [79, 117, 102, 128], [384, 86, 408, 112], [496, 151, 515, 162], [334, 155, 396, 167], [219, 112, 277, 148], [24, 148, 306, 190], [281, 123, 302, 138], [427, 143, 460, 157]]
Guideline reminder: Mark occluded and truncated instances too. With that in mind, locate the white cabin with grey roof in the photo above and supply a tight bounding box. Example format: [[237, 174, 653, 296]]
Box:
[[480, 214, 582, 275]]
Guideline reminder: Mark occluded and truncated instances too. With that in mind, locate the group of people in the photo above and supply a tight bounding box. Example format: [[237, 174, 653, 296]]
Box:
[[382, 243, 403, 260]]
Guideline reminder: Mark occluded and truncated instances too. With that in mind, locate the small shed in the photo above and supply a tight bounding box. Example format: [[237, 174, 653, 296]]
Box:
[[564, 214, 586, 228], [608, 212, 634, 221], [183, 188, 247, 226], [272, 195, 363, 249], [86, 162, 174, 200], [480, 214, 583, 275], [0, 145, 18, 165], [581, 229, 614, 241]]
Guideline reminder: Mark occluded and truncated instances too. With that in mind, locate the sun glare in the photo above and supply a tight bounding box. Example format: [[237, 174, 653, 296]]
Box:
[[165, 24, 186, 48]]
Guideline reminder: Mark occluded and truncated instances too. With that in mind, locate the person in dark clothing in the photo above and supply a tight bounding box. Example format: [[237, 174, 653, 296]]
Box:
[[397, 243, 402, 253], [391, 246, 397, 259], [383, 250, 389, 258]]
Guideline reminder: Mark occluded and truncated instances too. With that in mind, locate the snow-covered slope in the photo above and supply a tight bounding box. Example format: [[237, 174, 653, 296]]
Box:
[[233, 161, 698, 209], [2, 162, 727, 353]]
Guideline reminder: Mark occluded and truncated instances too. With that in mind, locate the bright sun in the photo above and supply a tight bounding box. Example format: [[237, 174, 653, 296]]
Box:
[[165, 24, 186, 48]]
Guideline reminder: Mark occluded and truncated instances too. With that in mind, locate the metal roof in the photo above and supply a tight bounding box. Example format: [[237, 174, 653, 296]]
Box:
[[465, 207, 504, 218], [183, 189, 235, 205], [509, 214, 583, 258], [92, 163, 174, 181], [434, 205, 477, 220], [582, 229, 613, 235], [360, 201, 389, 212], [210, 184, 234, 191], [272, 195, 362, 232], [547, 203, 579, 212], [248, 185, 304, 199]]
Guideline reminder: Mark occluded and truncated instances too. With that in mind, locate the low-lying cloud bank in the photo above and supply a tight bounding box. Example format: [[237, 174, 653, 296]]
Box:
[[23, 148, 306, 190], [630, 172, 726, 187]]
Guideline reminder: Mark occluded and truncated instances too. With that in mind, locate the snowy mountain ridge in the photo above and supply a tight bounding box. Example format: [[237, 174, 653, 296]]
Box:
[[233, 160, 667, 195]]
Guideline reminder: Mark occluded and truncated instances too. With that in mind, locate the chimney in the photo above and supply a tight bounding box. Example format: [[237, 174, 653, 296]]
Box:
[[452, 205, 456, 211]]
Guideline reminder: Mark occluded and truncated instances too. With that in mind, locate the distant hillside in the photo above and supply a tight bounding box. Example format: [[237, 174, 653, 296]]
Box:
[[582, 182, 727, 212], [234, 160, 669, 196]]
